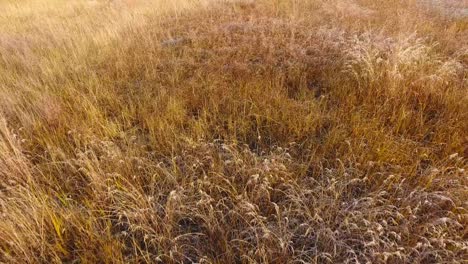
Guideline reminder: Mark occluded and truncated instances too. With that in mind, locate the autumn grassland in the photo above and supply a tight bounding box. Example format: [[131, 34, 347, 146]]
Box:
[[0, 0, 467, 263]]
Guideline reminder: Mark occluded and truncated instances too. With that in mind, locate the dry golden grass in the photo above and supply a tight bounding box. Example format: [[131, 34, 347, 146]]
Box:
[[0, 0, 467, 263]]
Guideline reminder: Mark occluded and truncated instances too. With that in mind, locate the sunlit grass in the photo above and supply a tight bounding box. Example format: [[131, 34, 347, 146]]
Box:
[[0, 0, 466, 262]]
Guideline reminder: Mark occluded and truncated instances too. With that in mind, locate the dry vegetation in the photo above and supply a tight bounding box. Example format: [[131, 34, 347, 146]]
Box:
[[0, 0, 467, 263]]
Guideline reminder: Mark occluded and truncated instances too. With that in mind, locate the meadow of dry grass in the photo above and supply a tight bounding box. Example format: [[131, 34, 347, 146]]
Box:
[[0, 0, 467, 263]]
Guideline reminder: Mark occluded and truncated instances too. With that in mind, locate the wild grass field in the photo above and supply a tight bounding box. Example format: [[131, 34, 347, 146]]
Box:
[[0, 0, 467, 263]]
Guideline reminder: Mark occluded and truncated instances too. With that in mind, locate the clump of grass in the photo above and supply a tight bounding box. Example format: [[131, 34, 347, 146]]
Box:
[[0, 0, 467, 263]]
